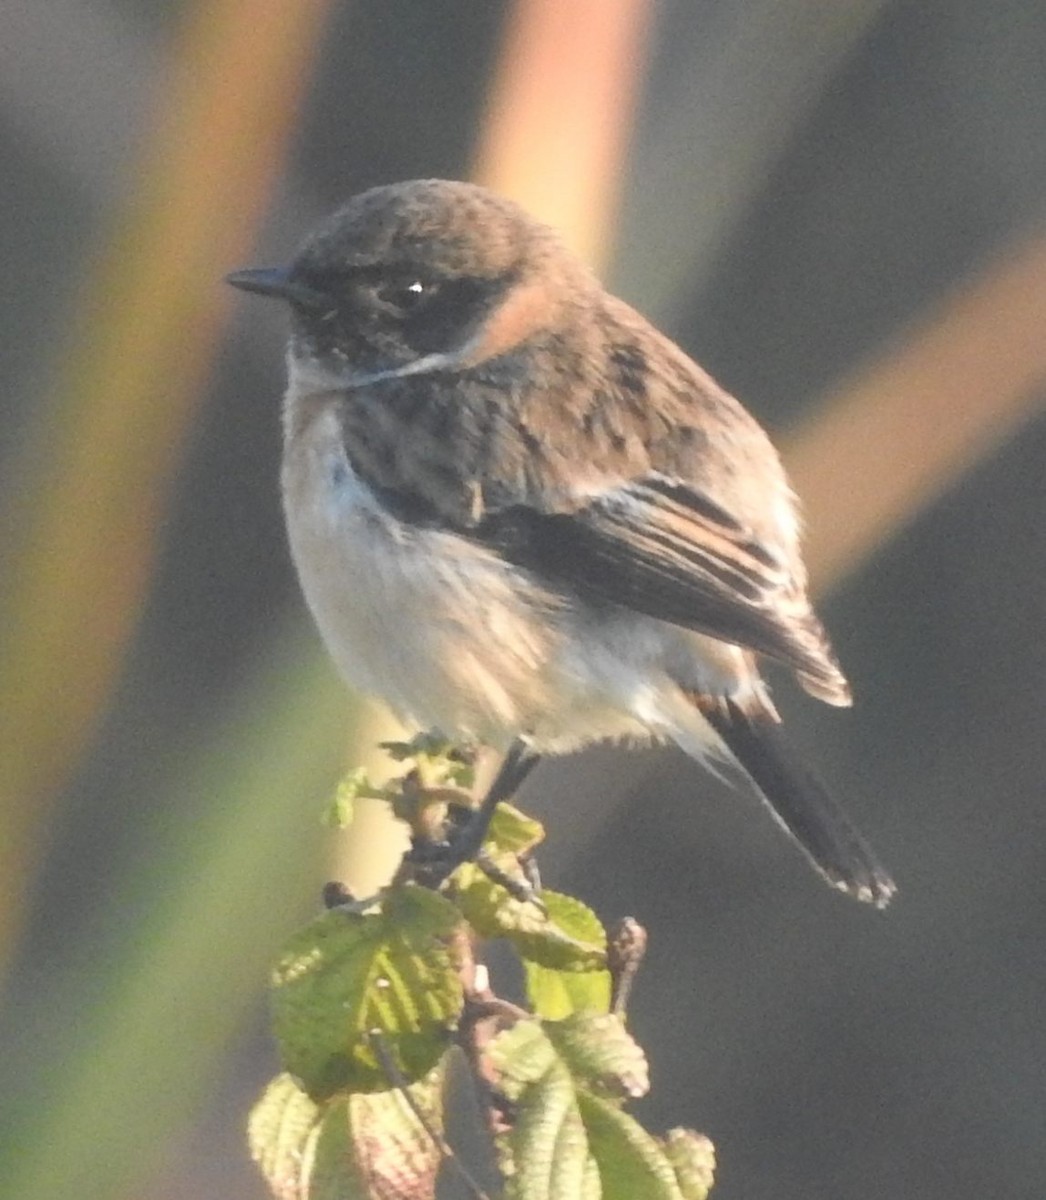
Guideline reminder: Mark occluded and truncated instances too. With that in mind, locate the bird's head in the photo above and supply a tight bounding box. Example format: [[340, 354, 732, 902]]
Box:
[[227, 179, 594, 394]]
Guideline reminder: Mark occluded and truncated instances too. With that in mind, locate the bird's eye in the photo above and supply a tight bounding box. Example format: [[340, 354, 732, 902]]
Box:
[[373, 278, 434, 314]]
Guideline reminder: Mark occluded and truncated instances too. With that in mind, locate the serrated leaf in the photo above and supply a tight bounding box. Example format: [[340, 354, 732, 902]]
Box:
[[248, 1074, 322, 1200], [312, 1074, 445, 1200], [455, 873, 607, 973], [249, 1068, 446, 1200], [487, 1022, 599, 1200], [271, 887, 464, 1097], [545, 1013, 649, 1099], [485, 802, 545, 855], [524, 960, 612, 1021], [451, 862, 540, 940], [577, 1090, 684, 1200], [518, 891, 606, 968], [661, 1128, 716, 1200]]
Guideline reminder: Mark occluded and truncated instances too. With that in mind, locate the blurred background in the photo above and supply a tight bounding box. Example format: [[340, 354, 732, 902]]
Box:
[[2, 1, 1046, 1197]]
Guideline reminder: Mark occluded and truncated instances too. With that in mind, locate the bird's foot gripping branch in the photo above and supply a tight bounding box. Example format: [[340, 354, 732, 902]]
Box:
[[249, 737, 716, 1200]]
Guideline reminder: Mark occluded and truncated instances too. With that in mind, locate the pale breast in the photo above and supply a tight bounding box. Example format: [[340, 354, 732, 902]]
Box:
[[280, 393, 566, 741]]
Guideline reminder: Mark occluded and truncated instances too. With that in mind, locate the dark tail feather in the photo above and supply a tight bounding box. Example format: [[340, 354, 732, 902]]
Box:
[[704, 702, 896, 908]]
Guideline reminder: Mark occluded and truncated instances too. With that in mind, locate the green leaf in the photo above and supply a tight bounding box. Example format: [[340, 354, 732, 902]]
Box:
[[487, 1019, 697, 1200], [577, 1090, 684, 1200], [455, 874, 607, 972], [661, 1128, 716, 1200], [523, 961, 612, 1021], [322, 768, 382, 828], [454, 871, 611, 1018], [517, 891, 607, 969], [249, 1068, 446, 1200], [247, 1073, 321, 1200], [545, 1013, 649, 1100], [487, 1022, 599, 1200], [271, 887, 464, 1097], [485, 802, 545, 856]]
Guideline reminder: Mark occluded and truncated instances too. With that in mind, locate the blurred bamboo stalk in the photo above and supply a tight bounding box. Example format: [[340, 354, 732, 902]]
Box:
[[333, 0, 656, 894], [613, 0, 891, 315], [787, 230, 1046, 591], [5, 630, 351, 1200], [473, 0, 654, 268], [0, 0, 333, 973]]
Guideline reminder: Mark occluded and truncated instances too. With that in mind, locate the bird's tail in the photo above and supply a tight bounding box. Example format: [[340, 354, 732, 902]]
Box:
[[698, 699, 896, 907]]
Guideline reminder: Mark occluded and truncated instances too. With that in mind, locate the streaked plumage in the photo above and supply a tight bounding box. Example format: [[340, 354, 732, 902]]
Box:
[[229, 179, 894, 907]]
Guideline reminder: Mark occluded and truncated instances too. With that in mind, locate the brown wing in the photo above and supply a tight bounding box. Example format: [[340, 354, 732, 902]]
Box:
[[475, 472, 851, 705]]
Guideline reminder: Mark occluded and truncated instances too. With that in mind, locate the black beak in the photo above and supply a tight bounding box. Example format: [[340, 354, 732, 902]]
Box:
[[225, 266, 328, 309]]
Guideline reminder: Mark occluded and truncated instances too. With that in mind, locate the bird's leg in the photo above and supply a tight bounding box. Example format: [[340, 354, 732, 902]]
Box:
[[453, 738, 541, 856], [475, 849, 546, 911], [408, 738, 540, 882]]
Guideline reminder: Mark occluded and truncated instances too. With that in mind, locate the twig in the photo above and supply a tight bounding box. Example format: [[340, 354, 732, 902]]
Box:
[[608, 917, 648, 1018]]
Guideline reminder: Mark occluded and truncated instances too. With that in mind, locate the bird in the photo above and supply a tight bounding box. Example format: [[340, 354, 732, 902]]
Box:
[[227, 178, 895, 907]]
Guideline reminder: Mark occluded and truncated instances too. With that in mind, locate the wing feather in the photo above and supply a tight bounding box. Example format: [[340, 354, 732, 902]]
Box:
[[476, 474, 850, 703]]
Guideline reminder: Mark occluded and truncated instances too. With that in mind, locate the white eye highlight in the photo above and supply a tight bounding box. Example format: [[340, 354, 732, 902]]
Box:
[[372, 276, 434, 314]]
